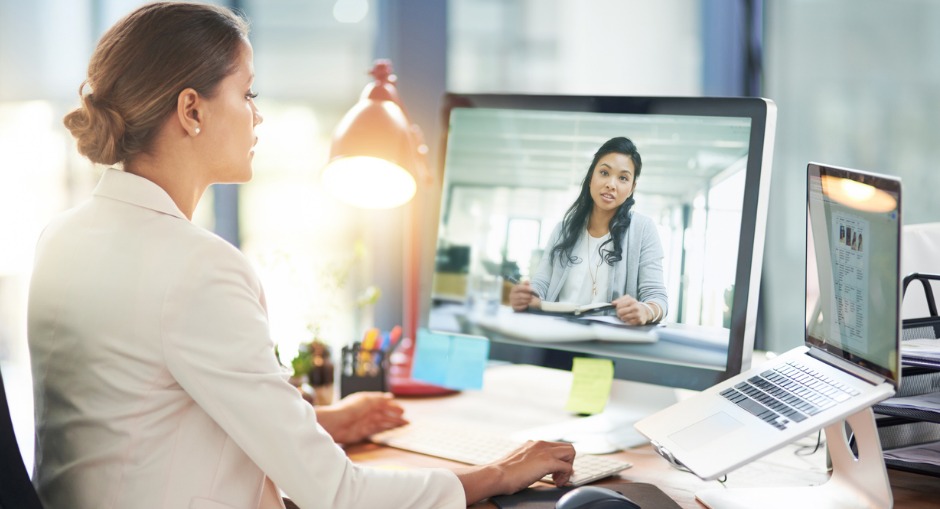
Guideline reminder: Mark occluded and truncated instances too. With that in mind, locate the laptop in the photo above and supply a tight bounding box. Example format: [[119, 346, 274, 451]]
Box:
[[635, 162, 902, 480]]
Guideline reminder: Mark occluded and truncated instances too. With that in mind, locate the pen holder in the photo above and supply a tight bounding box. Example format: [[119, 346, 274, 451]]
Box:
[[340, 345, 388, 398]]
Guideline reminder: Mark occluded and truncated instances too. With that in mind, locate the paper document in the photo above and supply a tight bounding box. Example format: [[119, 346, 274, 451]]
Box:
[[901, 339, 940, 368], [877, 392, 940, 413], [883, 441, 940, 467], [901, 339, 940, 359], [473, 312, 658, 344], [539, 301, 614, 316]]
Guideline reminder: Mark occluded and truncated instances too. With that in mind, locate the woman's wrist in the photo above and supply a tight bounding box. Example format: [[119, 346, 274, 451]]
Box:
[[649, 302, 663, 323], [456, 464, 506, 505], [638, 301, 655, 324], [639, 301, 662, 324]]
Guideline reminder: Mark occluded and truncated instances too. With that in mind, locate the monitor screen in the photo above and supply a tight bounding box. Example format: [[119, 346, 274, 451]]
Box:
[[427, 94, 777, 391], [805, 163, 901, 383]]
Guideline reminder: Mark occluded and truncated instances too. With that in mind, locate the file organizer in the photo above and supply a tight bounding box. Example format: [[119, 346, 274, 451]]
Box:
[[872, 272, 940, 477]]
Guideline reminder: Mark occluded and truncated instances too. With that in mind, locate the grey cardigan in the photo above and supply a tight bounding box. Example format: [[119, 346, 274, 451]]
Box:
[[530, 212, 668, 318]]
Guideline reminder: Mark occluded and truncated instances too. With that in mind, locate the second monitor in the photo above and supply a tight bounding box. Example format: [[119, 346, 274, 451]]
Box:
[[428, 94, 777, 392]]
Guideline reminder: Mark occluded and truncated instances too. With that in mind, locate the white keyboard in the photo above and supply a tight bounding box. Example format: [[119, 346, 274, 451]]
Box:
[[371, 421, 632, 486]]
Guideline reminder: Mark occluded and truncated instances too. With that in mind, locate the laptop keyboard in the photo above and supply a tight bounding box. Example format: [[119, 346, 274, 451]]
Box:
[[719, 360, 862, 430], [371, 421, 632, 486]]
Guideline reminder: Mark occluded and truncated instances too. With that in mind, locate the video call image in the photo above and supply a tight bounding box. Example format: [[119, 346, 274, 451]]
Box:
[[429, 105, 754, 367]]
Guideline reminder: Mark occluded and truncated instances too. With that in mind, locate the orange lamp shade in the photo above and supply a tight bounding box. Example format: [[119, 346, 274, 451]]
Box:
[[323, 60, 419, 209]]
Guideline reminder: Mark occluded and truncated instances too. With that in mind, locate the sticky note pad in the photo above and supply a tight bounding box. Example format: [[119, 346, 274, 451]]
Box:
[[410, 329, 450, 384], [565, 357, 614, 415], [412, 328, 490, 390]]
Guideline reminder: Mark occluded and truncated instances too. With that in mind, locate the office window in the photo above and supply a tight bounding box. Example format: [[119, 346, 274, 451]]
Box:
[[761, 0, 940, 353], [448, 0, 702, 95], [237, 0, 379, 361], [506, 218, 541, 277]]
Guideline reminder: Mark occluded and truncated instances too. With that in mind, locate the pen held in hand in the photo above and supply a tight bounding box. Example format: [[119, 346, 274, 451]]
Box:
[[506, 275, 538, 296]]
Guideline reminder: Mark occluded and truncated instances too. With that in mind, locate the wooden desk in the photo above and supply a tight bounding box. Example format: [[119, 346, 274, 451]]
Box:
[[345, 364, 939, 508]]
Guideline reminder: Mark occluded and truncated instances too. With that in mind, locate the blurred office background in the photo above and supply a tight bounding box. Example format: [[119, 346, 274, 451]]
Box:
[[2, 0, 939, 471]]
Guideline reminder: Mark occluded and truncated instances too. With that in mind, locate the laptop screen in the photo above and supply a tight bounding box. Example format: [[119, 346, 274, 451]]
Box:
[[805, 163, 901, 384]]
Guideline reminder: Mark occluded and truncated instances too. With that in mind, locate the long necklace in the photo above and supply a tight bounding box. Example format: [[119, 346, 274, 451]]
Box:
[[588, 240, 604, 297]]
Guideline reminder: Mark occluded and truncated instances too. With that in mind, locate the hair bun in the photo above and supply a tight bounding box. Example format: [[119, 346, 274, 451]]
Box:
[[62, 3, 249, 166], [63, 93, 127, 166]]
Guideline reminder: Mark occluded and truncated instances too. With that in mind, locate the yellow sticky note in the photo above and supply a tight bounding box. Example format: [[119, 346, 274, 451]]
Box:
[[565, 357, 614, 415]]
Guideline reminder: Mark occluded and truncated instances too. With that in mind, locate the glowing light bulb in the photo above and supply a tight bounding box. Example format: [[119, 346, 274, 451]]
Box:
[[322, 156, 416, 209]]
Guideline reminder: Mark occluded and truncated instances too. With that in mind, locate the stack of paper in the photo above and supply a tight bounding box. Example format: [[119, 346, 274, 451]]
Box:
[[880, 392, 940, 468], [901, 338, 940, 368]]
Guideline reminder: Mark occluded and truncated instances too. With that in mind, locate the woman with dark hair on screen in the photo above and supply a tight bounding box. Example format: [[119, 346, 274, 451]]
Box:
[[28, 3, 573, 508], [509, 136, 668, 325]]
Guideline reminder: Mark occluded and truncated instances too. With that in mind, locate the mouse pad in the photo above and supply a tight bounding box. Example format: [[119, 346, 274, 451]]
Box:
[[491, 482, 681, 509]]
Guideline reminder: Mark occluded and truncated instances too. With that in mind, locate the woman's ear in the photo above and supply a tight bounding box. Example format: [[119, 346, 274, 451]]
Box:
[[176, 88, 201, 137]]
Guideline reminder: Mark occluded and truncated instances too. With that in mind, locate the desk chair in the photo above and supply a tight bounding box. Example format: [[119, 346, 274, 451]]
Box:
[[900, 222, 940, 320], [0, 367, 43, 508]]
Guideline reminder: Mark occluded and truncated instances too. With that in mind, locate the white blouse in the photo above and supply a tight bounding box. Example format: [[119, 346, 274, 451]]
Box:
[[557, 230, 611, 305]]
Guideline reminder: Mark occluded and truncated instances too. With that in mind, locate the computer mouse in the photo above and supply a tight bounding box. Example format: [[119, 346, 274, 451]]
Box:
[[554, 485, 641, 509]]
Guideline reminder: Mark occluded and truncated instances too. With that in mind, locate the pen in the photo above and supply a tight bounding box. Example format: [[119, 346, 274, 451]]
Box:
[[358, 328, 379, 376], [387, 325, 403, 353], [506, 275, 538, 296], [379, 331, 390, 351], [362, 328, 379, 350]]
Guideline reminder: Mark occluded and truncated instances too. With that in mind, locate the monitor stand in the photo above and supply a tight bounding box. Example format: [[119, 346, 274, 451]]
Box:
[[513, 377, 681, 454], [696, 406, 892, 509]]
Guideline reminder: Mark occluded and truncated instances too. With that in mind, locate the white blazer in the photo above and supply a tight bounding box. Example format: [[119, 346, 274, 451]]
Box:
[[27, 169, 464, 509]]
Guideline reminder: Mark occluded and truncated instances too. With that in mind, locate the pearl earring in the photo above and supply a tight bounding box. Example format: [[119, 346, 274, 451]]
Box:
[[194, 126, 201, 135]]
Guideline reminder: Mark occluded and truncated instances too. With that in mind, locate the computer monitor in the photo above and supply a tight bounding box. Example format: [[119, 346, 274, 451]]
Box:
[[427, 94, 777, 393]]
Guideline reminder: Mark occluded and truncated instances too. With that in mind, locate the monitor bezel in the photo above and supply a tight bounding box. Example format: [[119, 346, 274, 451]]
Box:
[[433, 93, 777, 391]]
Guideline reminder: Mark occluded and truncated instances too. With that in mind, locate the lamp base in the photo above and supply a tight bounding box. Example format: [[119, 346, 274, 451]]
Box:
[[387, 375, 459, 397], [386, 335, 459, 397]]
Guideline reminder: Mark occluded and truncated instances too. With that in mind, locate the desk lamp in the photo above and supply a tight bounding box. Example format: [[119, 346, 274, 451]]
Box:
[[323, 60, 454, 396], [323, 60, 423, 209]]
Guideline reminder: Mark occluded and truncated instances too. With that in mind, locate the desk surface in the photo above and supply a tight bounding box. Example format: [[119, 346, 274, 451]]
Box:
[[344, 364, 939, 509]]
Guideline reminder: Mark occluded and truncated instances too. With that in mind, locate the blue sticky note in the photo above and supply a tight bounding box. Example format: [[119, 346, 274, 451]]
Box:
[[411, 329, 451, 385], [444, 334, 489, 390], [412, 328, 490, 390]]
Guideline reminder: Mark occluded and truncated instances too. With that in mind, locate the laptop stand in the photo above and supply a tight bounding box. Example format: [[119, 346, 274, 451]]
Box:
[[695, 406, 893, 509]]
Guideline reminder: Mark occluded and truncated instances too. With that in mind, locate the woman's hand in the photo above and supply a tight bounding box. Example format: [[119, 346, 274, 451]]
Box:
[[509, 281, 541, 311], [315, 392, 408, 445], [455, 440, 575, 505], [612, 294, 653, 325]]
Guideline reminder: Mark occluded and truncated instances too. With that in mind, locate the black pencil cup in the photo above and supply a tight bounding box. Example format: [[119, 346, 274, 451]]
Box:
[[339, 345, 388, 398]]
